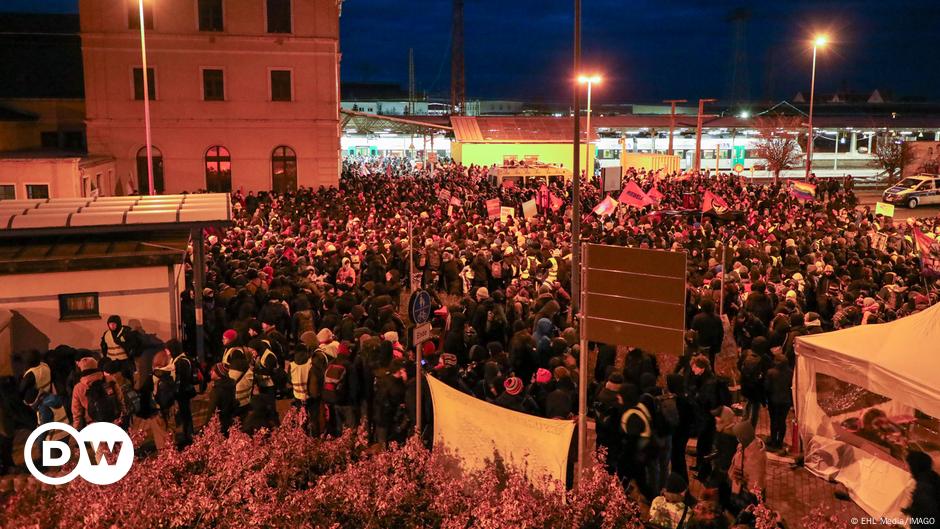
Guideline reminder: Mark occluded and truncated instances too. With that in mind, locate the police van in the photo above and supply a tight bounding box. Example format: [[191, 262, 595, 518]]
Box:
[[882, 174, 940, 209]]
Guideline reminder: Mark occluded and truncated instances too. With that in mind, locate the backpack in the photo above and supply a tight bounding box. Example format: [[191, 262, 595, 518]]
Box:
[[321, 361, 349, 404], [154, 372, 177, 411], [655, 393, 681, 433], [86, 377, 121, 423], [119, 380, 140, 416]]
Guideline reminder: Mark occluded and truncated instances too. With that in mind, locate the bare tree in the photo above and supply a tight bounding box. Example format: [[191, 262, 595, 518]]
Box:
[[753, 116, 802, 183], [870, 136, 914, 183]]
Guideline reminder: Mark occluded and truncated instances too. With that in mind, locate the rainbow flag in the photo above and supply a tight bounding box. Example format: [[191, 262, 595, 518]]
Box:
[[592, 195, 619, 216], [791, 181, 817, 201]]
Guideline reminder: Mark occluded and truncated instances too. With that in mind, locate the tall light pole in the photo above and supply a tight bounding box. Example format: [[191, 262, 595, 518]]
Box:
[[139, 0, 155, 195], [578, 75, 601, 184], [663, 99, 687, 156], [805, 34, 827, 180]]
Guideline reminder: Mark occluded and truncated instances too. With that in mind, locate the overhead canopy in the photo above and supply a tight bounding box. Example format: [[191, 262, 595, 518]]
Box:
[[796, 302, 940, 419]]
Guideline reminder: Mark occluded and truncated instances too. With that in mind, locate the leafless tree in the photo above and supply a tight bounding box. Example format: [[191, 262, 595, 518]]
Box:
[[753, 117, 803, 183], [870, 136, 914, 183]]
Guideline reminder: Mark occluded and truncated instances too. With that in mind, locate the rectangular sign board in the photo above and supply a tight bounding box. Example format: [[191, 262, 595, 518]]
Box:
[[583, 244, 686, 355]]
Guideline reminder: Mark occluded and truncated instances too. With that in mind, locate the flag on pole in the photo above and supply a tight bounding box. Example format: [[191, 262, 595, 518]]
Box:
[[790, 181, 817, 201], [618, 180, 653, 208], [592, 195, 619, 216], [486, 198, 501, 219], [913, 228, 940, 277], [549, 193, 564, 212], [701, 190, 729, 213], [647, 186, 664, 203]]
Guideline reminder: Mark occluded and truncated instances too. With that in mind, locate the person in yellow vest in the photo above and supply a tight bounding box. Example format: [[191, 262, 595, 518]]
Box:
[[100, 315, 139, 378], [286, 346, 318, 435], [19, 351, 67, 441]]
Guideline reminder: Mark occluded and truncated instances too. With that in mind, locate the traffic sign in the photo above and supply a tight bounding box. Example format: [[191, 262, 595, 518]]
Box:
[[408, 290, 433, 324], [412, 322, 433, 346], [733, 163, 744, 174]]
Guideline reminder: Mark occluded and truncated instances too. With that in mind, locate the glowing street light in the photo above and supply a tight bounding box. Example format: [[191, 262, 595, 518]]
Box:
[[577, 75, 602, 181], [805, 34, 829, 180]]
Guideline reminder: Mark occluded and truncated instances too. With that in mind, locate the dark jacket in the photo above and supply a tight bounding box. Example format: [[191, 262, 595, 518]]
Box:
[[208, 377, 237, 434]]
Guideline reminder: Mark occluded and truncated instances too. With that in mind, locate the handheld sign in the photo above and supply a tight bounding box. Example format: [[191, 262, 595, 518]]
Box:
[[875, 201, 895, 218]]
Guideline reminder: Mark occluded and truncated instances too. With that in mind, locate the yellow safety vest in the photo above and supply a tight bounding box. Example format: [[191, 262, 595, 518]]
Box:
[[230, 368, 254, 407], [222, 346, 246, 367], [255, 348, 277, 388], [620, 403, 652, 438], [103, 329, 129, 361], [289, 361, 312, 400]]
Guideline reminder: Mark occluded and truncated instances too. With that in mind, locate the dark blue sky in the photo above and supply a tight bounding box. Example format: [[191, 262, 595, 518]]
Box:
[[10, 0, 940, 103]]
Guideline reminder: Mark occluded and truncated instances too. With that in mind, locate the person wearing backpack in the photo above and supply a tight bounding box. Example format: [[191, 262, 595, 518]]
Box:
[[150, 348, 178, 449], [71, 357, 125, 429], [322, 342, 359, 436], [250, 338, 282, 427], [19, 350, 68, 439], [167, 340, 197, 445], [207, 363, 237, 435], [102, 361, 139, 431]]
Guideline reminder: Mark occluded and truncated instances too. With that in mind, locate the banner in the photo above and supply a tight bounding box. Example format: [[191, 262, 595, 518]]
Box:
[[618, 180, 653, 208], [592, 195, 619, 216], [500, 206, 515, 223], [647, 186, 664, 203], [426, 375, 575, 490], [871, 232, 888, 253], [913, 228, 940, 277], [522, 199, 538, 220], [485, 198, 501, 219], [875, 201, 895, 218]]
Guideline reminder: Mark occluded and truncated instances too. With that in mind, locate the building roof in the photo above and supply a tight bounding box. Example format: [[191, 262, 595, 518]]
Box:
[[0, 104, 38, 122], [0, 230, 189, 275], [0, 193, 232, 238], [341, 82, 411, 101], [0, 13, 84, 99]]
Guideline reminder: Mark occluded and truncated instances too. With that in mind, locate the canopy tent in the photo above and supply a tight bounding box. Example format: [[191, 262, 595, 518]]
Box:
[[794, 302, 940, 518]]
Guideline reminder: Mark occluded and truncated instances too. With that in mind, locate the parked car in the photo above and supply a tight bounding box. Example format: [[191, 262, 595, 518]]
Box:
[[882, 174, 940, 208]]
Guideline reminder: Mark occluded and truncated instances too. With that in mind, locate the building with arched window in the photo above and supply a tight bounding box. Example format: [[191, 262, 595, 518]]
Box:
[[81, 0, 341, 193]]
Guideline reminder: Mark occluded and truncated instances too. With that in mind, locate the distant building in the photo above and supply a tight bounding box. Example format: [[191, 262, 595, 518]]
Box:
[[80, 0, 341, 194]]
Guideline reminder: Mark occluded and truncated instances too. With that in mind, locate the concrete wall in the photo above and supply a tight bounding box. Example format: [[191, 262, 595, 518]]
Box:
[[80, 0, 341, 193], [0, 157, 116, 198], [0, 99, 86, 152], [0, 264, 182, 353]]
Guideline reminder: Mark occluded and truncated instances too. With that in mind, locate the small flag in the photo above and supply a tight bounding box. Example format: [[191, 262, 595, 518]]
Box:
[[450, 196, 463, 207], [618, 180, 653, 208], [701, 190, 729, 213], [522, 199, 538, 219], [486, 198, 501, 219], [592, 195, 619, 216], [913, 228, 940, 277], [875, 201, 895, 218], [549, 193, 564, 212], [790, 181, 817, 201], [647, 186, 664, 203]]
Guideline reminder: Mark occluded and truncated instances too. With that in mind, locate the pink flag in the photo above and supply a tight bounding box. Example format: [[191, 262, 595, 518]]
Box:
[[647, 186, 664, 203], [486, 198, 501, 219], [550, 193, 564, 212], [592, 195, 619, 216], [618, 180, 653, 208], [701, 190, 729, 213], [914, 228, 940, 277], [450, 196, 463, 207]]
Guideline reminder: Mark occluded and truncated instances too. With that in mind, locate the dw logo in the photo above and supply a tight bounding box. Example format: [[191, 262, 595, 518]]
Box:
[[24, 422, 134, 485]]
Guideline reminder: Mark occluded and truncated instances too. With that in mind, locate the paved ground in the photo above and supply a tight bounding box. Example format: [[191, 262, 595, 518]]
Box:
[[855, 190, 940, 220]]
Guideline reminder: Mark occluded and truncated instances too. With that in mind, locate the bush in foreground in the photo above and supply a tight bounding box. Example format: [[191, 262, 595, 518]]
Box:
[[1, 412, 642, 529]]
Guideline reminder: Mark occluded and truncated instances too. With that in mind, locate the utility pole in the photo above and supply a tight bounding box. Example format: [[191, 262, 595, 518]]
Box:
[[572, 0, 585, 483], [408, 48, 415, 115], [693, 98, 717, 174], [450, 0, 465, 114], [663, 99, 687, 156]]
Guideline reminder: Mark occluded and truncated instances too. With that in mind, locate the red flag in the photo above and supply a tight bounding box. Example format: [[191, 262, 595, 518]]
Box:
[[618, 180, 653, 208], [485, 198, 501, 219], [647, 186, 664, 203], [914, 228, 940, 277], [592, 195, 619, 216], [701, 190, 729, 213], [450, 196, 463, 207], [549, 193, 564, 212]]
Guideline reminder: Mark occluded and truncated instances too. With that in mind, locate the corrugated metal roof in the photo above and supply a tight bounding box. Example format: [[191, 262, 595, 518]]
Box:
[[0, 193, 231, 235]]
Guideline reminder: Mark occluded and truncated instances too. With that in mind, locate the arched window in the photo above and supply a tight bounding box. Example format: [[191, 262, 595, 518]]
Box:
[[136, 146, 164, 195], [205, 145, 231, 193], [271, 145, 297, 193]]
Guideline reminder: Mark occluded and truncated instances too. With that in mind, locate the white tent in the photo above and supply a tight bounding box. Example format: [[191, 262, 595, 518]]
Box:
[[794, 302, 940, 518]]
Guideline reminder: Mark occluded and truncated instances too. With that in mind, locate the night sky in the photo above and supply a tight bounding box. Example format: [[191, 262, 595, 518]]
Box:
[[10, 0, 940, 103]]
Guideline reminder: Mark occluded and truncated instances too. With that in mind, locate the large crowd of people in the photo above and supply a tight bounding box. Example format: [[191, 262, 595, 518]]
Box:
[[4, 158, 940, 528]]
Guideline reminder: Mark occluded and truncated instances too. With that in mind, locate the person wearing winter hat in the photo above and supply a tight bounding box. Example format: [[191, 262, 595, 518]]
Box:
[[804, 312, 823, 334], [649, 472, 691, 529], [493, 376, 539, 415], [71, 355, 125, 430], [100, 314, 139, 378], [317, 328, 339, 358]]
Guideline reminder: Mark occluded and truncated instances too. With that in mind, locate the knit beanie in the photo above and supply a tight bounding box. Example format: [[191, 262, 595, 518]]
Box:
[[504, 376, 523, 396]]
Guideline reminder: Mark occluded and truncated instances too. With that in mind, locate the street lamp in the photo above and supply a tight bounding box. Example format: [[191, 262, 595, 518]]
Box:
[[138, 0, 155, 195], [578, 75, 601, 181], [805, 34, 828, 180]]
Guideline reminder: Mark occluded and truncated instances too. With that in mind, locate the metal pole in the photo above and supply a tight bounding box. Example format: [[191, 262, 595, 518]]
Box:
[[572, 0, 585, 483], [577, 244, 588, 481], [833, 130, 839, 171], [694, 99, 705, 174], [805, 45, 818, 181], [415, 341, 423, 436], [663, 99, 686, 156], [719, 242, 727, 317], [191, 227, 206, 363], [409, 219, 415, 291], [139, 0, 155, 195], [585, 81, 593, 185]]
